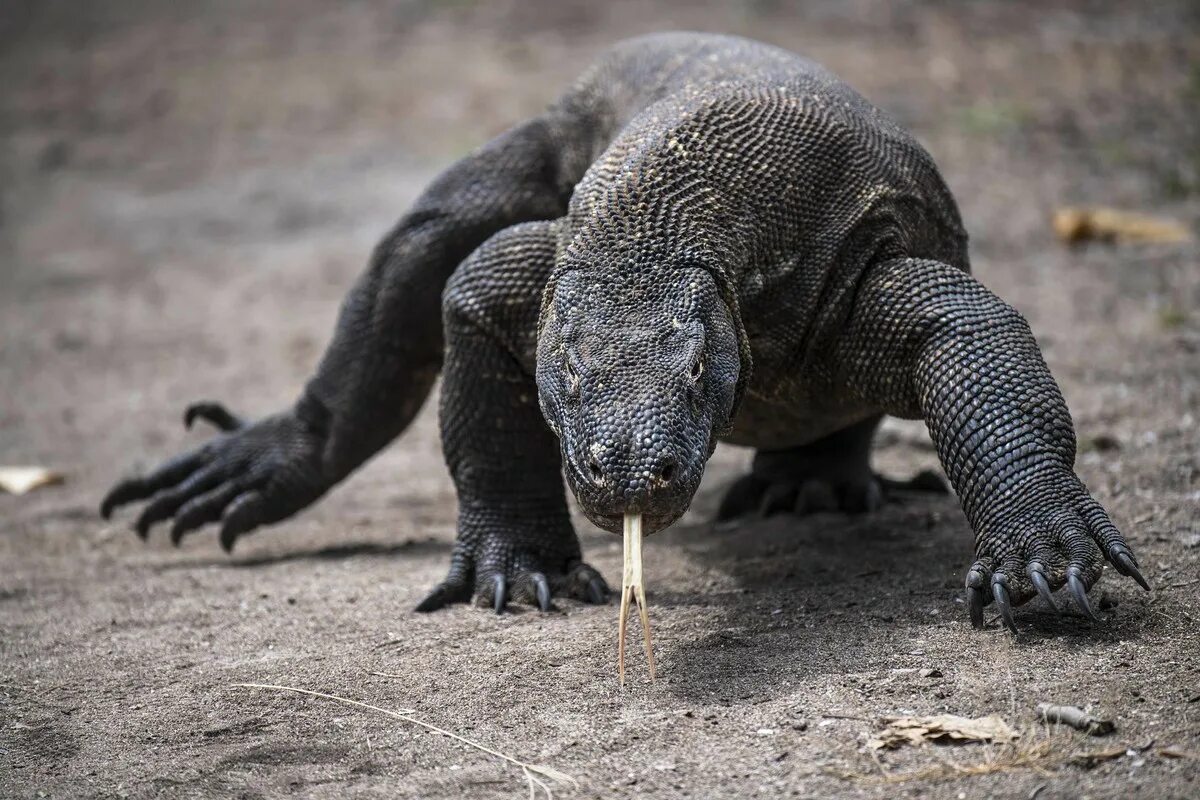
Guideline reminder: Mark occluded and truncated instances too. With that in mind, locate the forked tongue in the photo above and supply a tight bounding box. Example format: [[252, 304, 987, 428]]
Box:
[[619, 513, 656, 685]]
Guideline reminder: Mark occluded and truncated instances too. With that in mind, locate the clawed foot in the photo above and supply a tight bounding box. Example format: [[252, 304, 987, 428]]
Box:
[[100, 399, 330, 551], [416, 523, 609, 614], [964, 472, 1149, 634], [717, 467, 946, 520]]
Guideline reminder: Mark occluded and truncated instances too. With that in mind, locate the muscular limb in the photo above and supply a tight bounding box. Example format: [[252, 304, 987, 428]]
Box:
[[417, 221, 609, 613], [835, 257, 1148, 631], [716, 416, 946, 521], [102, 115, 576, 549]]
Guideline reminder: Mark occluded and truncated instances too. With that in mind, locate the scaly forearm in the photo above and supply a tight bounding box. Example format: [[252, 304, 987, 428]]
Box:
[[836, 258, 1077, 536], [836, 257, 1147, 627]]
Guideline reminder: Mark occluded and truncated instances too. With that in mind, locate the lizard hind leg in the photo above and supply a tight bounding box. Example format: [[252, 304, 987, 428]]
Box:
[[716, 415, 946, 521]]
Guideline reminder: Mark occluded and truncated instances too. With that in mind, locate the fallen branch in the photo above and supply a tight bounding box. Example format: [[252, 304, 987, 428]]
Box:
[[1052, 207, 1192, 245], [1035, 704, 1114, 736], [233, 683, 577, 799]]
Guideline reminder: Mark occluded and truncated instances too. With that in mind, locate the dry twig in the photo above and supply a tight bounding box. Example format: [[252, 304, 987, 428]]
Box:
[[1036, 704, 1115, 736], [233, 683, 577, 799]]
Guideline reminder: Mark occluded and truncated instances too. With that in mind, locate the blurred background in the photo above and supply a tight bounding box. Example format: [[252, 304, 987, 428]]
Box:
[[1, 3, 1198, 797], [1, 2, 1197, 442]]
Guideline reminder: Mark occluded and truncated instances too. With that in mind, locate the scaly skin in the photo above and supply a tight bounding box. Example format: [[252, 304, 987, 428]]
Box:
[[102, 32, 1147, 629]]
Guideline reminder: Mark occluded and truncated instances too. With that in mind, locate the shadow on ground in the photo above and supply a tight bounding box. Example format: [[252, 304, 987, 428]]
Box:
[[654, 493, 1152, 703], [150, 537, 453, 571]]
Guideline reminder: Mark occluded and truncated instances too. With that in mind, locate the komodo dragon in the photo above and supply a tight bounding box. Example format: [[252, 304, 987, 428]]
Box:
[[101, 32, 1149, 633]]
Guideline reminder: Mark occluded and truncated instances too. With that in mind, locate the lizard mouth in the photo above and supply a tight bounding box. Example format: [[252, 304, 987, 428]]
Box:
[[588, 510, 680, 535]]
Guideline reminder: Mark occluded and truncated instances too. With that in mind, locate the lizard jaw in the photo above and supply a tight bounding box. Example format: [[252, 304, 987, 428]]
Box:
[[618, 513, 656, 685], [589, 510, 678, 534]]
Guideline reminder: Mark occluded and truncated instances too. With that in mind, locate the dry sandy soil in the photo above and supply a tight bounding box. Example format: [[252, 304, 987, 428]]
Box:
[[2, 1, 1198, 798]]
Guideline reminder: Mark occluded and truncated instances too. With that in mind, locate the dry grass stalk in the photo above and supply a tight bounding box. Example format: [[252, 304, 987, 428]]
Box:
[[233, 683, 578, 799], [836, 727, 1137, 785]]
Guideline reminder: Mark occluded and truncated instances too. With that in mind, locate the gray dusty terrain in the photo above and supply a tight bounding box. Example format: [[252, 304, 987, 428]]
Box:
[[2, 1, 1198, 797]]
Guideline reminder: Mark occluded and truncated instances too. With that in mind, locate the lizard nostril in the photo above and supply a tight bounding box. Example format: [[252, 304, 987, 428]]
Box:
[[587, 457, 604, 484], [657, 461, 677, 484]]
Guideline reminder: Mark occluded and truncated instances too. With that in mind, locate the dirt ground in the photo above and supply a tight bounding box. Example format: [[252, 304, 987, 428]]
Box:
[[2, 1, 1198, 797]]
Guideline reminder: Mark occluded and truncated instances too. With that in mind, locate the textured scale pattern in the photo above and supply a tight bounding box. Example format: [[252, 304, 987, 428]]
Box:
[[102, 32, 1146, 627]]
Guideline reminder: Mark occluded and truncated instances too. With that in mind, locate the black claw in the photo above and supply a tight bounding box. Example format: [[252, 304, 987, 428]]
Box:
[[1112, 550, 1151, 592], [967, 585, 985, 629], [1068, 572, 1101, 622], [717, 474, 768, 521], [134, 495, 178, 540], [492, 574, 507, 615], [171, 499, 214, 547], [1028, 565, 1058, 612], [219, 491, 264, 553], [533, 573, 551, 612], [134, 516, 152, 541], [993, 580, 1018, 634], [220, 516, 253, 553], [862, 479, 884, 512], [415, 586, 449, 613], [415, 578, 471, 613], [759, 483, 799, 517], [101, 450, 208, 521], [100, 482, 139, 520], [795, 480, 836, 514], [587, 577, 608, 605], [184, 401, 243, 432]]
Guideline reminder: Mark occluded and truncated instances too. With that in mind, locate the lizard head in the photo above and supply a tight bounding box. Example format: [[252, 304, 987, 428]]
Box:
[[536, 264, 742, 535]]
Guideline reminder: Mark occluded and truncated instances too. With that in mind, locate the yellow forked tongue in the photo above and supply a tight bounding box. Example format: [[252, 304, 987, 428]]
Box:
[[619, 513, 656, 685]]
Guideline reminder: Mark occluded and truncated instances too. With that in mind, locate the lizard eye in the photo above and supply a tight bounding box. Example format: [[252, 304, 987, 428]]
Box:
[[690, 357, 704, 382]]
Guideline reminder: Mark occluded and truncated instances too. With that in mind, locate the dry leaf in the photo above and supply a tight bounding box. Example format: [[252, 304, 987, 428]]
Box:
[[0, 466, 65, 495], [868, 714, 1018, 750], [1052, 207, 1192, 245]]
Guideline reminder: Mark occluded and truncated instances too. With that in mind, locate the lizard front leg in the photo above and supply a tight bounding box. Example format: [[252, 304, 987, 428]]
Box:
[[836, 257, 1149, 632], [417, 221, 609, 613]]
